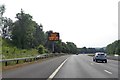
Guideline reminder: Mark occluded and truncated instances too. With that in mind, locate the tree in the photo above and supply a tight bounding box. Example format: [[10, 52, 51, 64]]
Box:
[[106, 40, 120, 55], [0, 5, 13, 39], [0, 5, 5, 16], [33, 23, 45, 48], [61, 42, 70, 53], [87, 48, 96, 53], [66, 42, 77, 54], [54, 40, 62, 53], [79, 47, 87, 53], [0, 5, 5, 36], [12, 9, 35, 49], [2, 17, 13, 39]]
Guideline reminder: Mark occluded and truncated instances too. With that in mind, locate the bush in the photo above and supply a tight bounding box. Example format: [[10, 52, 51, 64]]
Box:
[[37, 45, 45, 54], [44, 49, 49, 53]]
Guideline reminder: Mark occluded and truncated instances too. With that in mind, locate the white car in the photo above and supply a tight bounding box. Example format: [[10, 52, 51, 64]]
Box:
[[93, 52, 107, 63]]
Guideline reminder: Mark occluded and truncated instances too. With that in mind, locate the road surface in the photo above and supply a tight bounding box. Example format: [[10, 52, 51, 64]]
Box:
[[2, 54, 119, 79], [54, 54, 118, 78]]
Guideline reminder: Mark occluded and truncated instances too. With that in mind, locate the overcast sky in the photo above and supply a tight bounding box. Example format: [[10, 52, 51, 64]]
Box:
[[0, 0, 119, 48]]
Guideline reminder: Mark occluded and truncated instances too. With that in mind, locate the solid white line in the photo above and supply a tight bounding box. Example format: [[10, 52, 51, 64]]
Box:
[[47, 58, 68, 80], [104, 70, 112, 74]]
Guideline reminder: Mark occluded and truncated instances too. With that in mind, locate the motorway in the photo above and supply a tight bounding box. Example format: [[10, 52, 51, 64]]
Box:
[[2, 54, 119, 79]]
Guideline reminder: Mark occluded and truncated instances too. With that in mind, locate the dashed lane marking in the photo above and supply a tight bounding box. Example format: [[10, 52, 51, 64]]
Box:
[[104, 70, 112, 74]]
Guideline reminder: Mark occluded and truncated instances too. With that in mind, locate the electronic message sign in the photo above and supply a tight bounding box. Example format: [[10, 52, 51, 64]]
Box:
[[48, 32, 59, 41]]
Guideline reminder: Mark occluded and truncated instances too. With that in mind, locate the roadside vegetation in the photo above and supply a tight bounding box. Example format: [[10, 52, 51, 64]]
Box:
[[0, 4, 119, 59], [0, 5, 78, 59], [106, 40, 120, 55], [77, 47, 105, 54], [2, 37, 39, 59], [78, 40, 120, 56]]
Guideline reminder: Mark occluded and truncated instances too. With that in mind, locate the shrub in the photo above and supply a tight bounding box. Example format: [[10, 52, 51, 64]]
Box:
[[37, 45, 45, 54]]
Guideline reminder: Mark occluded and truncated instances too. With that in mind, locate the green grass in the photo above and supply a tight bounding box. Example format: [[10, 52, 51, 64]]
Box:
[[2, 46, 39, 59], [0, 37, 50, 67], [1, 38, 39, 59]]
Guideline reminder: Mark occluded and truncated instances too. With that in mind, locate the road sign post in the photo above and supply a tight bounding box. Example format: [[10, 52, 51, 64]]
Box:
[[52, 41, 54, 53]]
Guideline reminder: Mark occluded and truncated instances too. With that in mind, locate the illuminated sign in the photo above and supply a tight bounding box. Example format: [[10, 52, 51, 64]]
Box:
[[48, 32, 59, 41]]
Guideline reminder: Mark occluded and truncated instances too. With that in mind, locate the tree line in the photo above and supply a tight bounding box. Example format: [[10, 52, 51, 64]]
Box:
[[78, 40, 120, 55], [77, 47, 105, 54], [0, 5, 78, 54], [106, 40, 120, 55]]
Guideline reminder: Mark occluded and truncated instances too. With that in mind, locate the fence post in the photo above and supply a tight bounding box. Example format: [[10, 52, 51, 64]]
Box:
[[5, 61, 7, 66], [16, 60, 19, 64], [24, 59, 26, 62], [30, 59, 32, 62]]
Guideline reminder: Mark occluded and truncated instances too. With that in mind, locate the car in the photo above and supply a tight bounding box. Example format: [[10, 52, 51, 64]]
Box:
[[93, 52, 107, 63]]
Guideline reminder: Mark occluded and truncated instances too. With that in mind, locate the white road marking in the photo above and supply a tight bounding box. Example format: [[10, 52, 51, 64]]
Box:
[[104, 70, 112, 74], [47, 58, 68, 80]]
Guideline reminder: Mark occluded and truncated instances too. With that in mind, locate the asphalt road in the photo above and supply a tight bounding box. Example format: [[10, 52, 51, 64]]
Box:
[[2, 54, 119, 79], [54, 54, 118, 78], [2, 55, 70, 78]]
